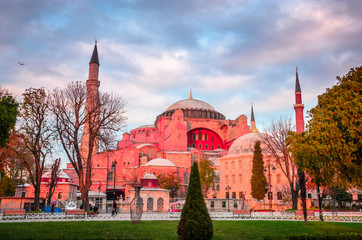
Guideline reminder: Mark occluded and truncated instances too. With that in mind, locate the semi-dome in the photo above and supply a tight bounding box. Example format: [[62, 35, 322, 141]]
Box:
[[144, 158, 176, 167], [166, 99, 215, 112], [228, 132, 268, 156]]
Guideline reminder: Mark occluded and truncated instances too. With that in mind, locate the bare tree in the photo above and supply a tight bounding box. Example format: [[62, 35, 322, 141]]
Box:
[[46, 158, 61, 206], [50, 81, 126, 211], [17, 88, 53, 211], [260, 117, 300, 210]]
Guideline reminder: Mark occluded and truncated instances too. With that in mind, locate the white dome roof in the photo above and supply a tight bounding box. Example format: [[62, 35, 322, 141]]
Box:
[[166, 99, 215, 112], [142, 173, 158, 180], [42, 170, 70, 180], [144, 158, 176, 167], [228, 133, 268, 156]]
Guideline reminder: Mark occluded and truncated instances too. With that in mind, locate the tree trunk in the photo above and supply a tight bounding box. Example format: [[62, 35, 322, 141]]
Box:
[[290, 184, 298, 210], [80, 184, 89, 211], [317, 183, 324, 221], [34, 182, 41, 211], [298, 169, 307, 225]]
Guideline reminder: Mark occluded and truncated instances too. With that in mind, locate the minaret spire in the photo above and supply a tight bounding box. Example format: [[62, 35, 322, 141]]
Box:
[[251, 103, 255, 122], [81, 41, 101, 158], [89, 40, 100, 65], [189, 89, 193, 100], [250, 103, 258, 133], [295, 67, 301, 93], [294, 67, 304, 133]]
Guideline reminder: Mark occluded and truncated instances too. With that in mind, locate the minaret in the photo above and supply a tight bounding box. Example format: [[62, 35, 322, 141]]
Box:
[[80, 41, 100, 158], [294, 67, 304, 133], [250, 103, 258, 133]]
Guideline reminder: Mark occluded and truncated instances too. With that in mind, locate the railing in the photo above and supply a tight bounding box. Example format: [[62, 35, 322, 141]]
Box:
[[0, 211, 361, 223]]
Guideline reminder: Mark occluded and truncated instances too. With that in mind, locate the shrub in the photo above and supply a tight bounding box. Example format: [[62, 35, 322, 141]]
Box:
[[177, 162, 213, 240]]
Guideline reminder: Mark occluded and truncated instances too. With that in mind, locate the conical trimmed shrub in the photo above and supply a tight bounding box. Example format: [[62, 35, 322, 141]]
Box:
[[177, 162, 213, 240]]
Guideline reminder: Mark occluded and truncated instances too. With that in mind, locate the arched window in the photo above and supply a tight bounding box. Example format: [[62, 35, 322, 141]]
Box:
[[239, 174, 242, 184], [225, 162, 228, 170], [238, 160, 242, 169], [231, 161, 235, 169], [198, 131, 202, 140], [232, 175, 235, 184], [148, 148, 153, 160], [211, 145, 214, 150], [205, 144, 208, 150], [225, 175, 229, 185], [157, 198, 164, 211], [198, 144, 202, 149], [277, 174, 281, 184], [147, 198, 154, 211], [107, 172, 113, 181]]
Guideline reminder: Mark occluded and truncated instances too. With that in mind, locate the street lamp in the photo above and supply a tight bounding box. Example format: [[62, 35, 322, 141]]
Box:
[[98, 185, 101, 211], [264, 164, 276, 211], [225, 185, 231, 212], [111, 160, 117, 215]]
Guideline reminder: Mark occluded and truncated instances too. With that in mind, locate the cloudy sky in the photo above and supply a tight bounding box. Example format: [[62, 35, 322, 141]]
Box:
[[1, 0, 362, 135]]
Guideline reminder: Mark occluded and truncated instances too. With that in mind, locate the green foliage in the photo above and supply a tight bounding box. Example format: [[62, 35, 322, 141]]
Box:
[[0, 90, 18, 148], [327, 187, 353, 208], [293, 67, 362, 188], [0, 176, 15, 197], [177, 162, 213, 240], [251, 141, 267, 201], [157, 173, 181, 198], [198, 157, 217, 197]]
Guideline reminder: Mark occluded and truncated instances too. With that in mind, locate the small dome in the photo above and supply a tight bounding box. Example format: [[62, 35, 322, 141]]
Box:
[[141, 173, 158, 180], [42, 170, 70, 180], [228, 133, 267, 156], [144, 158, 176, 167], [166, 99, 215, 112]]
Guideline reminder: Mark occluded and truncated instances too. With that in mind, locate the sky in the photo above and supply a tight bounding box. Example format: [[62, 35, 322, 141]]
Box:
[[1, 0, 362, 138]]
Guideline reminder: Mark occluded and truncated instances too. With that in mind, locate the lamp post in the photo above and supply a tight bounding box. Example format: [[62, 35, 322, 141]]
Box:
[[111, 161, 117, 215], [225, 185, 231, 212], [264, 164, 276, 211], [98, 185, 101, 210]]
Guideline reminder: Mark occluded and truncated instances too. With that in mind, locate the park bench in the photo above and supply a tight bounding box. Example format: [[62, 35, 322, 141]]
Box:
[[2, 209, 26, 220], [66, 209, 85, 219], [233, 209, 251, 218]]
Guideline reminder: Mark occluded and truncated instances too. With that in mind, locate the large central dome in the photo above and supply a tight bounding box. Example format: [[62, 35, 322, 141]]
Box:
[[156, 96, 225, 121], [166, 99, 215, 112]]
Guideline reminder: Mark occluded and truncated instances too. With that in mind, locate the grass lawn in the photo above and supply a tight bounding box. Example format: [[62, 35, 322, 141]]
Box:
[[0, 220, 361, 240]]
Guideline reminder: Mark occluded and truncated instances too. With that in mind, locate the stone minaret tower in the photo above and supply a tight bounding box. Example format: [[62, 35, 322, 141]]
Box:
[[294, 67, 304, 133], [80, 41, 100, 158], [250, 103, 258, 133]]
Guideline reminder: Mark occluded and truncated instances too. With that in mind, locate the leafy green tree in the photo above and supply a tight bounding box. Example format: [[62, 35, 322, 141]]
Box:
[[157, 173, 181, 200], [0, 175, 15, 197], [0, 89, 18, 148], [327, 187, 353, 209], [198, 157, 217, 198], [306, 67, 362, 188], [250, 141, 267, 201], [177, 162, 213, 240], [288, 132, 328, 221]]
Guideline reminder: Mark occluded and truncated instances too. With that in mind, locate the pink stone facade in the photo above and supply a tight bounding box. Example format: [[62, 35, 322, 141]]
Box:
[[8, 44, 306, 212]]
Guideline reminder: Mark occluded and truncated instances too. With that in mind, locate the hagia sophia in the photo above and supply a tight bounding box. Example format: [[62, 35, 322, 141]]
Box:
[[7, 42, 304, 212]]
